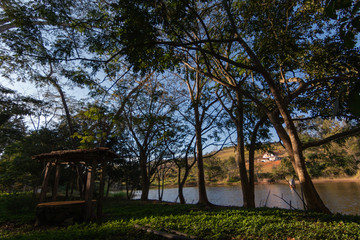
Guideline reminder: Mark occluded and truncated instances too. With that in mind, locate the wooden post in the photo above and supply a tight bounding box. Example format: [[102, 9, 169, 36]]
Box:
[[85, 160, 96, 220], [52, 163, 61, 201], [39, 161, 52, 202], [97, 158, 107, 218]]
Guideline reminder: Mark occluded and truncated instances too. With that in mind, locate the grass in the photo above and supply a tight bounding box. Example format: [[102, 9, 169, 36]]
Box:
[[1, 192, 360, 239]]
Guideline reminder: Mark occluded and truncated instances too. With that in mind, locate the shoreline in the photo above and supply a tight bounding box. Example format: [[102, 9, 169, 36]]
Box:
[[156, 176, 360, 189], [311, 177, 360, 183]]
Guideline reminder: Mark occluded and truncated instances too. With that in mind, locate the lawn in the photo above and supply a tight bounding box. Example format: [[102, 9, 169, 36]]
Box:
[[1, 192, 360, 239]]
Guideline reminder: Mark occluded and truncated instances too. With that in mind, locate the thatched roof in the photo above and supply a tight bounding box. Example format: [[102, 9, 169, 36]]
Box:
[[32, 147, 119, 163]]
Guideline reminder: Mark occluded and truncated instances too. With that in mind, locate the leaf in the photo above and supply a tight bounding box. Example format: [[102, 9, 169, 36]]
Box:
[[347, 83, 360, 117], [334, 0, 352, 10], [351, 16, 360, 31], [324, 0, 338, 19], [343, 31, 356, 48]]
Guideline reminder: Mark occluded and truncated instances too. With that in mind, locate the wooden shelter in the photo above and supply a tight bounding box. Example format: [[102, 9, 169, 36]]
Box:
[[32, 147, 119, 224]]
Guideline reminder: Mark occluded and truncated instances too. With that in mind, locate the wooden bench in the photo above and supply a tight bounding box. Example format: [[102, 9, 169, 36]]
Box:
[[35, 200, 96, 226]]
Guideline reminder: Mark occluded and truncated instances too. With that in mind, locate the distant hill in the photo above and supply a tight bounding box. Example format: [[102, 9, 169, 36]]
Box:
[[208, 143, 289, 174]]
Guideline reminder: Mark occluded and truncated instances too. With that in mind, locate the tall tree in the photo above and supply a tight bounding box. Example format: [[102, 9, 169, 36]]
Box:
[[180, 58, 224, 205], [122, 75, 179, 200], [141, 0, 359, 213]]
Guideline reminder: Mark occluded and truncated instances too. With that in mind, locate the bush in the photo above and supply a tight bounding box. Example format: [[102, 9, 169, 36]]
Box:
[[109, 191, 127, 200], [2, 192, 37, 214]]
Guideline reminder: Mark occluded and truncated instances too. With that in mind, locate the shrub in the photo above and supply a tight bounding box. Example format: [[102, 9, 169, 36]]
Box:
[[2, 192, 37, 214]]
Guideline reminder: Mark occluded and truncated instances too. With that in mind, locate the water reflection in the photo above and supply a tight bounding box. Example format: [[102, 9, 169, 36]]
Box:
[[316, 182, 360, 215], [142, 181, 360, 215]]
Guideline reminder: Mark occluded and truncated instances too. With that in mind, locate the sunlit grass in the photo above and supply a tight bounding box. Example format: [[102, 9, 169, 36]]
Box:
[[1, 193, 360, 240]]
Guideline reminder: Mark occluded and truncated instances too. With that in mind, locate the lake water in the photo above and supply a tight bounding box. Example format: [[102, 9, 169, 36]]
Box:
[[137, 181, 360, 215]]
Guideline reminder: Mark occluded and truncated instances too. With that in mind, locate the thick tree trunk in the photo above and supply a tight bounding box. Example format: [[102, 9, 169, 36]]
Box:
[[288, 134, 330, 213], [236, 120, 252, 208], [247, 118, 265, 208], [267, 111, 330, 213], [139, 150, 150, 200], [194, 104, 210, 205], [235, 91, 254, 208], [140, 162, 149, 201]]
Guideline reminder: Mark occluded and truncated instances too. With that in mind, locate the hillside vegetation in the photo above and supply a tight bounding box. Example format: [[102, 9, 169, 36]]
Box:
[[162, 139, 359, 187]]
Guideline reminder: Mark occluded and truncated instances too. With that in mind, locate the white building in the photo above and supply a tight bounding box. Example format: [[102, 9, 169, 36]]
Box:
[[260, 151, 281, 162]]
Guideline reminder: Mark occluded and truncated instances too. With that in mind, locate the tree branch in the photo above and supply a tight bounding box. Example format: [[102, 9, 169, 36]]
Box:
[[302, 127, 360, 149]]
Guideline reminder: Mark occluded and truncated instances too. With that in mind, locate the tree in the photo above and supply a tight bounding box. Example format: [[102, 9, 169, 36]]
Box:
[[217, 82, 270, 208], [204, 156, 226, 182], [179, 59, 225, 205], [0, 126, 72, 193], [0, 85, 41, 153], [122, 75, 179, 200], [137, 0, 359, 213], [0, 0, 99, 148]]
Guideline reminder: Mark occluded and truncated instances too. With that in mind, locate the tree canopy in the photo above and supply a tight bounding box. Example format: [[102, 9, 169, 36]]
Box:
[[0, 0, 359, 213]]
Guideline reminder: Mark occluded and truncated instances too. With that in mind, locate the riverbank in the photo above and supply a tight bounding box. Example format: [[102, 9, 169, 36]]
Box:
[[311, 176, 360, 183], [157, 176, 360, 189], [2, 196, 360, 240]]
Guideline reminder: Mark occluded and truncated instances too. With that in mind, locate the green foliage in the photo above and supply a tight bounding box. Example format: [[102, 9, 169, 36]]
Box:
[[298, 119, 360, 178], [325, 0, 360, 48], [0, 85, 41, 153], [272, 157, 296, 180], [128, 202, 360, 240], [72, 104, 115, 148], [204, 157, 226, 182], [1, 192, 37, 214], [0, 192, 37, 223], [2, 199, 360, 240], [2, 220, 164, 240], [0, 127, 72, 192]]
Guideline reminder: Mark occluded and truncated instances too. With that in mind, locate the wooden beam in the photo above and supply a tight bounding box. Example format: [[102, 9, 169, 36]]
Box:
[[39, 161, 52, 202], [97, 158, 107, 218], [52, 163, 61, 201], [84, 160, 96, 220]]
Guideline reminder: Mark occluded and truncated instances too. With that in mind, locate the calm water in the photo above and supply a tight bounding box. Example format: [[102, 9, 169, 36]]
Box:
[[137, 181, 360, 215]]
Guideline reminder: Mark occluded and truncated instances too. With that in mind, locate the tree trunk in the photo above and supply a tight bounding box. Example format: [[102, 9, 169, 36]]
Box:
[[178, 185, 186, 204], [157, 171, 165, 201], [178, 166, 192, 204], [141, 180, 150, 201], [177, 168, 185, 203], [289, 134, 330, 213], [247, 118, 265, 208], [234, 91, 254, 208], [48, 77, 76, 148], [194, 104, 210, 205], [235, 119, 252, 208], [267, 111, 330, 213], [140, 151, 150, 200], [106, 181, 111, 198], [70, 182, 74, 198]]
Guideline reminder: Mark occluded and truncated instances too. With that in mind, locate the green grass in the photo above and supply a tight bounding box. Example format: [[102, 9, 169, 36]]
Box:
[[1, 193, 360, 240], [0, 192, 37, 223]]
